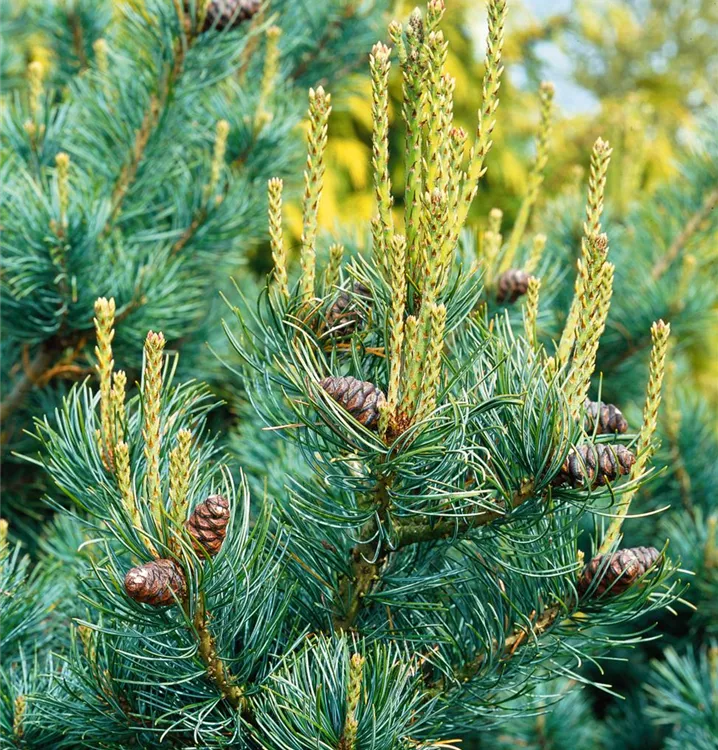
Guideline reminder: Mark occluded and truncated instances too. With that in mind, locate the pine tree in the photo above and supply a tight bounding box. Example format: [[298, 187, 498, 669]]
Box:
[[0, 0, 388, 538], [1, 2, 697, 747]]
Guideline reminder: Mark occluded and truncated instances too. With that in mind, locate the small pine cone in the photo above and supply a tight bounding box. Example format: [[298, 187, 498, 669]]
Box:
[[556, 443, 635, 488], [199, 0, 261, 31], [326, 282, 371, 336], [578, 546, 661, 597], [186, 494, 230, 556], [320, 376, 386, 430], [124, 559, 187, 607], [496, 269, 530, 304], [584, 399, 628, 434]]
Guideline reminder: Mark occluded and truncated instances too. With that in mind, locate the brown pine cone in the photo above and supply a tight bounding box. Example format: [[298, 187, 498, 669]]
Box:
[[496, 269, 530, 303], [556, 443, 635, 488], [578, 546, 661, 597], [320, 376, 386, 430], [326, 282, 371, 336], [124, 559, 187, 607], [189, 0, 261, 31], [186, 494, 230, 557], [584, 399, 628, 434]]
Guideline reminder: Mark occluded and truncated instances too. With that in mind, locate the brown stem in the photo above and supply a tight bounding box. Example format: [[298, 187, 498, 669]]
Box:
[[70, 11, 89, 70], [396, 479, 536, 547], [332, 479, 537, 632], [0, 344, 54, 425], [172, 208, 206, 255], [425, 603, 562, 697], [192, 596, 245, 710], [108, 23, 193, 227], [0, 296, 144, 440], [333, 478, 392, 632], [651, 187, 718, 281]]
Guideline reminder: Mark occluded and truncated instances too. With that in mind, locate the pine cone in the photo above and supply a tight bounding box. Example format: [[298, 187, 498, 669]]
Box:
[[124, 559, 186, 607], [320, 376, 386, 430], [195, 0, 261, 31], [186, 494, 230, 557], [584, 399, 628, 434], [326, 282, 371, 336], [578, 546, 661, 597], [496, 269, 529, 303], [556, 443, 635, 488]]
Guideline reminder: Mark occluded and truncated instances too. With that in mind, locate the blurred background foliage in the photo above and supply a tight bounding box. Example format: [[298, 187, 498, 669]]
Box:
[[310, 0, 718, 228], [5, 0, 716, 252]]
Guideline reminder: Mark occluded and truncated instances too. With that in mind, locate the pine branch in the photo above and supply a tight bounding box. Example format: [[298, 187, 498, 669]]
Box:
[[333, 480, 537, 631], [191, 595, 246, 711], [108, 15, 195, 226], [396, 479, 536, 546]]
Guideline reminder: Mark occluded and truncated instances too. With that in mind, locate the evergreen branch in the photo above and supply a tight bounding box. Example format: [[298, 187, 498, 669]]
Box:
[[109, 10, 196, 226], [333, 477, 392, 632], [395, 479, 536, 546], [172, 119, 229, 255], [288, 0, 362, 84], [650, 186, 718, 280], [333, 479, 537, 632], [192, 595, 246, 711], [0, 344, 54, 426], [451, 604, 562, 687], [109, 94, 159, 225]]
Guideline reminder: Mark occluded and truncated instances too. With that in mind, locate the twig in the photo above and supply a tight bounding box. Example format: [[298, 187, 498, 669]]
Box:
[[0, 344, 54, 425], [428, 604, 562, 694], [332, 479, 536, 632], [651, 187, 718, 281], [395, 480, 536, 547], [108, 20, 195, 228], [289, 1, 359, 84], [70, 11, 89, 70], [333, 476, 392, 632], [192, 595, 245, 710]]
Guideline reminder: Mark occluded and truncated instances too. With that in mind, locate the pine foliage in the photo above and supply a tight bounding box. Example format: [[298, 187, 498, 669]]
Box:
[[1, 1, 715, 747], [0, 0, 389, 529]]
